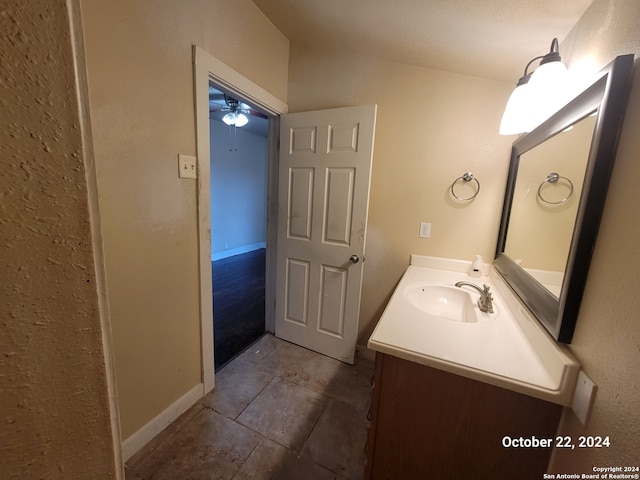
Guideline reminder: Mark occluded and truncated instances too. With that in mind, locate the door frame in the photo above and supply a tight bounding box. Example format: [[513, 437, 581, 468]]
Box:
[[193, 46, 288, 393]]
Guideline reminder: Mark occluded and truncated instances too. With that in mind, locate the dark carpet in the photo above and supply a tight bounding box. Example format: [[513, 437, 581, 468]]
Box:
[[212, 248, 266, 371]]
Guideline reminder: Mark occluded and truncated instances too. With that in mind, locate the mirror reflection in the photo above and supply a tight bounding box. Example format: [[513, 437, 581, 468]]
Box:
[[503, 115, 596, 297]]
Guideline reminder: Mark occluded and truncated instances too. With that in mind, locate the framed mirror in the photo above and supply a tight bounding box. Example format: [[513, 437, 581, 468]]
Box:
[[495, 54, 634, 343]]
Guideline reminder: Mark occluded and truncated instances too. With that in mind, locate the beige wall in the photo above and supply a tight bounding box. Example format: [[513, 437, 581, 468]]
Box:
[[79, 0, 288, 438], [549, 0, 640, 471], [0, 0, 119, 477], [287, 45, 514, 344]]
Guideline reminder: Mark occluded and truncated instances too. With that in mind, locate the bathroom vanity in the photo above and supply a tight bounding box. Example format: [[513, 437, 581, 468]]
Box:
[[363, 55, 634, 479], [365, 353, 563, 479], [365, 255, 579, 479]]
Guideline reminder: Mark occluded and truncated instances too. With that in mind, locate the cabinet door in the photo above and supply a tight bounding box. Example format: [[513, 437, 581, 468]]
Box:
[[365, 354, 562, 479]]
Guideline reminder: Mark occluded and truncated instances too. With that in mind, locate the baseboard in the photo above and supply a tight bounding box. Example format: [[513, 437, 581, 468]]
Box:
[[121, 383, 203, 461], [211, 242, 266, 262], [356, 343, 376, 362]]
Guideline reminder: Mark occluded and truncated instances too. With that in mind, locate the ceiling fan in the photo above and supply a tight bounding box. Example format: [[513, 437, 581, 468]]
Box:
[[209, 90, 267, 127]]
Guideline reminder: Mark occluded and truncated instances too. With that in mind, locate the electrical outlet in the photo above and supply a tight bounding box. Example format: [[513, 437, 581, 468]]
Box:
[[178, 154, 197, 179], [419, 222, 431, 238]]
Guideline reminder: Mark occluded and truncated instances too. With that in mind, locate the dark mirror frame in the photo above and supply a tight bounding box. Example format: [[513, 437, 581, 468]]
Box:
[[495, 54, 634, 343]]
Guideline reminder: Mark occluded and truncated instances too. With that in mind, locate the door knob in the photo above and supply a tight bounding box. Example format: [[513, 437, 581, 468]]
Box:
[[349, 255, 360, 264]]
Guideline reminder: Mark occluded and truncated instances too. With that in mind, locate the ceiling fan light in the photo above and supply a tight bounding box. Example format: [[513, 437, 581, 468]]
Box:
[[235, 113, 249, 127], [222, 112, 235, 126], [222, 111, 249, 127]]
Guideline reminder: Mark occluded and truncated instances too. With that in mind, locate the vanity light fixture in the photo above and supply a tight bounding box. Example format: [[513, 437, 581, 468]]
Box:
[[500, 38, 569, 135]]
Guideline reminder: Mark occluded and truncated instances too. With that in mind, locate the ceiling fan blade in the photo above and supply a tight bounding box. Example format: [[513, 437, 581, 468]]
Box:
[[250, 109, 268, 119], [209, 89, 265, 118], [208, 92, 226, 101]]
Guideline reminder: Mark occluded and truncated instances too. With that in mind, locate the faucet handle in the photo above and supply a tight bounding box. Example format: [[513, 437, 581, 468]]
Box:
[[480, 285, 494, 313]]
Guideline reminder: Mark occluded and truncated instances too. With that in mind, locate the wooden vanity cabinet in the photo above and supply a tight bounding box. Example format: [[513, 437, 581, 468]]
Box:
[[364, 353, 563, 480]]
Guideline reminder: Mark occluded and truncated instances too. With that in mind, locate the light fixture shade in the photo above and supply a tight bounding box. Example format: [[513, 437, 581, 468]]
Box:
[[499, 38, 569, 136], [499, 81, 533, 135], [222, 112, 249, 127], [526, 61, 569, 130], [529, 59, 568, 86]]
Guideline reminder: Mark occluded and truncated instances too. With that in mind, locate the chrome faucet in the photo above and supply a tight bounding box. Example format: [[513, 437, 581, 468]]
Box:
[[455, 281, 494, 314]]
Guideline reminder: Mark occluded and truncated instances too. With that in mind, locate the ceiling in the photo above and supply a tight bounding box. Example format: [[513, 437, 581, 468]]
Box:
[[251, 0, 594, 83]]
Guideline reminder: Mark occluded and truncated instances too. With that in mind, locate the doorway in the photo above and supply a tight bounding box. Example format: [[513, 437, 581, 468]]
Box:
[[209, 85, 269, 369], [194, 45, 287, 393]]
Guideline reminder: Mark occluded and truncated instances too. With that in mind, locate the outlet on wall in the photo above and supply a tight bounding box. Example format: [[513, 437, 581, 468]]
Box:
[[419, 222, 431, 238], [571, 370, 597, 426]]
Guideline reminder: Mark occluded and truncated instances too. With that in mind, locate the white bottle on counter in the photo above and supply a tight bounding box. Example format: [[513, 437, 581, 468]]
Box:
[[469, 254, 483, 277]]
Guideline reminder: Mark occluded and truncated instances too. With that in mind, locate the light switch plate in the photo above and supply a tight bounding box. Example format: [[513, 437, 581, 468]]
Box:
[[571, 370, 597, 426], [178, 154, 197, 179]]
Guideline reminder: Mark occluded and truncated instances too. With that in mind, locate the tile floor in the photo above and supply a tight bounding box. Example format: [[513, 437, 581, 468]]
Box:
[[125, 334, 375, 480]]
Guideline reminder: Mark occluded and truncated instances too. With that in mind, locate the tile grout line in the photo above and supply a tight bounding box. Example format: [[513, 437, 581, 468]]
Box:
[[231, 366, 278, 421], [228, 437, 264, 480], [224, 348, 305, 455], [297, 395, 364, 480], [231, 374, 322, 453]]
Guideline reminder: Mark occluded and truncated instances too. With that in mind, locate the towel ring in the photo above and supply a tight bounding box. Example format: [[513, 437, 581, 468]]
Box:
[[537, 172, 574, 204], [450, 172, 480, 201]]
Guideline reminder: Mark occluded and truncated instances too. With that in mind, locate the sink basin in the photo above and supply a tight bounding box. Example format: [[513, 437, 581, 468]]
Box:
[[404, 283, 496, 323]]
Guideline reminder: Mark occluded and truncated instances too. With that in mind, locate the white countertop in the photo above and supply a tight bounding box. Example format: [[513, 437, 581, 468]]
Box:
[[367, 255, 579, 405]]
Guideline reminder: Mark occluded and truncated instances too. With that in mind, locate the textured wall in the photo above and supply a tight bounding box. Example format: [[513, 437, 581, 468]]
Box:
[[0, 1, 118, 478], [287, 45, 514, 344], [79, 0, 288, 438], [549, 0, 640, 471]]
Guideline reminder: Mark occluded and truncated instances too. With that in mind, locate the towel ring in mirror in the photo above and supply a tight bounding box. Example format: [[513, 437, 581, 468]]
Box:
[[537, 172, 574, 204], [450, 172, 480, 201]]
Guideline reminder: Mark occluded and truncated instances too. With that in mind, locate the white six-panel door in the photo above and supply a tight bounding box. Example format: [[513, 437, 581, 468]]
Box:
[[275, 105, 377, 363]]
